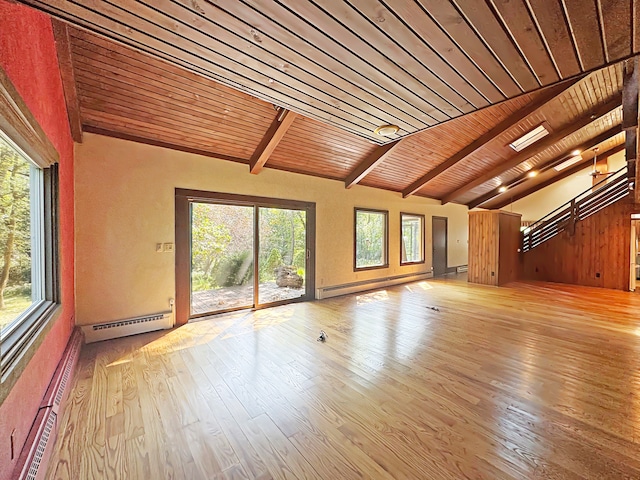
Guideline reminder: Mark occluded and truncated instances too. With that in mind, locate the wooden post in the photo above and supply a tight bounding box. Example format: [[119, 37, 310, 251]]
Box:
[[622, 57, 640, 203]]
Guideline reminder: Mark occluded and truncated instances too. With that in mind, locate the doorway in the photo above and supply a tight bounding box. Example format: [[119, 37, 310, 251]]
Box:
[[432, 216, 448, 277], [175, 190, 315, 325]]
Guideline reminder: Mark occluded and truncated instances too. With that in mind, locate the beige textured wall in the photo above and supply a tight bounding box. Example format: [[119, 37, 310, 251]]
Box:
[[74, 134, 469, 326], [505, 150, 626, 222]]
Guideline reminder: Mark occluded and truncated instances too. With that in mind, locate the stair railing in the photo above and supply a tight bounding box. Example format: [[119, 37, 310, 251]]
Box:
[[522, 165, 629, 252]]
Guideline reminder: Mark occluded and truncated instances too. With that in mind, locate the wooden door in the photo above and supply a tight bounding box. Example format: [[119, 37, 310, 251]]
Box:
[[432, 216, 448, 277]]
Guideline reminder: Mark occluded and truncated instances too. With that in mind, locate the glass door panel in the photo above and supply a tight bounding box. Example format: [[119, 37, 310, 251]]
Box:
[[258, 207, 307, 305], [190, 202, 254, 316]]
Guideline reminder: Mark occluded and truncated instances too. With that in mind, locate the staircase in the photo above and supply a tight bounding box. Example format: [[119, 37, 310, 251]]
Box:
[[522, 166, 630, 252]]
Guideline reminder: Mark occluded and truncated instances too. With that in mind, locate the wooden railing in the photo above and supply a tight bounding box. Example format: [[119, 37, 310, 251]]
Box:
[[522, 166, 629, 252]]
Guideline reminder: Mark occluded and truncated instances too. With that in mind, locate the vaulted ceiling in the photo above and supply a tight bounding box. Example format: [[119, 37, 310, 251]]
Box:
[[20, 1, 636, 208]]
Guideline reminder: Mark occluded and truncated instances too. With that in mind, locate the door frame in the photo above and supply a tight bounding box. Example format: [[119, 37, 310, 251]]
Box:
[[175, 189, 316, 326], [432, 216, 448, 277]]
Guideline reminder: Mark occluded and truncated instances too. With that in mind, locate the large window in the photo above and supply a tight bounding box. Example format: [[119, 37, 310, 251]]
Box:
[[0, 70, 60, 385], [354, 208, 388, 270], [401, 213, 425, 265]]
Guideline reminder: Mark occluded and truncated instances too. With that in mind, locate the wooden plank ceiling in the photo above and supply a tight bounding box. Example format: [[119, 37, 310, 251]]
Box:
[[21, 0, 638, 144], [42, 4, 632, 210]]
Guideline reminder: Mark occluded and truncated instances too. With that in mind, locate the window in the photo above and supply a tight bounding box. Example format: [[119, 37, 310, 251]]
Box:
[[401, 213, 424, 265], [0, 69, 60, 385], [354, 208, 388, 270]]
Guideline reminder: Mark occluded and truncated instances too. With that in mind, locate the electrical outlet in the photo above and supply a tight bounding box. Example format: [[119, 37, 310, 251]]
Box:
[[163, 242, 174, 253], [156, 243, 163, 253]]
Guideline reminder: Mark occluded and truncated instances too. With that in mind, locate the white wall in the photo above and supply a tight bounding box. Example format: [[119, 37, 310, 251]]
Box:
[[504, 150, 626, 222], [74, 134, 469, 325]]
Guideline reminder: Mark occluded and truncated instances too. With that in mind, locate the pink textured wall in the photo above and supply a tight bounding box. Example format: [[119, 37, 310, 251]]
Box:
[[0, 2, 75, 479]]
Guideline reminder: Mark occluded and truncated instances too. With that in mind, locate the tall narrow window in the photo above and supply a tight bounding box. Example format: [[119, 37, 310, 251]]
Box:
[[0, 69, 60, 383], [354, 208, 388, 270], [401, 213, 425, 265]]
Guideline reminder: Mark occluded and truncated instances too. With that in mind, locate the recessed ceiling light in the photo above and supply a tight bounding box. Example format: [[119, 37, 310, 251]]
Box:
[[374, 124, 400, 136], [509, 124, 550, 151], [498, 186, 508, 193], [571, 149, 581, 156], [527, 171, 538, 178], [554, 154, 583, 171]]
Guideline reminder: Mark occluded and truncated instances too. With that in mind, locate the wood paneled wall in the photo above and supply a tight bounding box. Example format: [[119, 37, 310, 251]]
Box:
[[468, 210, 521, 286], [522, 199, 634, 290]]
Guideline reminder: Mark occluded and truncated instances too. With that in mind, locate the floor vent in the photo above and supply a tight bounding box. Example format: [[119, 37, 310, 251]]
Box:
[[317, 272, 432, 299], [12, 329, 82, 480], [82, 311, 173, 343], [24, 409, 56, 480]]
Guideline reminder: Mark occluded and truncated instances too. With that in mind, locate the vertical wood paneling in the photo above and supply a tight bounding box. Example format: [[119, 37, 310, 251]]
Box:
[[498, 212, 523, 284], [522, 199, 633, 290], [469, 211, 522, 286], [468, 211, 499, 285]]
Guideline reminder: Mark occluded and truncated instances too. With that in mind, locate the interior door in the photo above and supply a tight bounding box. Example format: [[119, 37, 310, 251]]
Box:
[[432, 216, 448, 277]]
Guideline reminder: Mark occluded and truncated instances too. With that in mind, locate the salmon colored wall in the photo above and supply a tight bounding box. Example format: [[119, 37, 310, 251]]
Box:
[[0, 2, 75, 479]]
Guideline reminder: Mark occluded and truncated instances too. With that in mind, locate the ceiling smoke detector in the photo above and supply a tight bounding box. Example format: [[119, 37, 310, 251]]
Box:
[[374, 124, 400, 137]]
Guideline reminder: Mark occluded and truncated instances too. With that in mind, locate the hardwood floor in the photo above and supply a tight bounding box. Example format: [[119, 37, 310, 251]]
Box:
[[47, 276, 640, 479]]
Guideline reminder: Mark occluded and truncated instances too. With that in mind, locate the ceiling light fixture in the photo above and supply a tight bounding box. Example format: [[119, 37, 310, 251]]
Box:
[[571, 149, 581, 156], [498, 186, 508, 193], [374, 124, 400, 137], [527, 171, 538, 178], [509, 124, 550, 152], [554, 154, 583, 171]]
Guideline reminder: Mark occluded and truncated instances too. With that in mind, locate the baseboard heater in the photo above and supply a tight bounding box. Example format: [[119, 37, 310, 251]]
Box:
[[12, 328, 82, 480], [316, 271, 433, 300], [81, 310, 173, 344]]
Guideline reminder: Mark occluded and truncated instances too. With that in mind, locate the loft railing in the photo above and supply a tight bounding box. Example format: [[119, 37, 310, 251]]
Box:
[[522, 166, 629, 252]]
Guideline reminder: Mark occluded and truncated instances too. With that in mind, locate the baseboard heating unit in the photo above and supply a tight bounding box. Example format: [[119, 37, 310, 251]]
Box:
[[316, 272, 433, 300], [81, 311, 173, 343]]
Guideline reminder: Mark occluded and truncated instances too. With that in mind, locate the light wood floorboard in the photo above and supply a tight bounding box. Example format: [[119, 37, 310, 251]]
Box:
[[47, 276, 640, 479]]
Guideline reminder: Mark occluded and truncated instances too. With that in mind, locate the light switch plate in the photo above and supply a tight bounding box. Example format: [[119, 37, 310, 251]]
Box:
[[156, 243, 163, 253]]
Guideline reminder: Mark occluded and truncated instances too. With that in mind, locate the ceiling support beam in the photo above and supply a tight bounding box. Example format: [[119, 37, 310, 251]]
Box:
[[52, 19, 83, 143], [490, 143, 625, 210], [439, 94, 622, 204], [623, 57, 640, 202], [401, 78, 581, 198], [344, 140, 402, 189], [468, 126, 623, 209], [249, 109, 297, 175]]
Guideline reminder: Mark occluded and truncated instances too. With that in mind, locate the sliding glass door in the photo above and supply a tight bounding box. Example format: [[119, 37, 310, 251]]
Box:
[[190, 203, 254, 315], [175, 190, 315, 323], [258, 207, 307, 305]]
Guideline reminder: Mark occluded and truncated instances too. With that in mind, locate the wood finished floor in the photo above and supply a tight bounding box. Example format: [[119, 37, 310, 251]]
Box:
[[47, 276, 640, 479]]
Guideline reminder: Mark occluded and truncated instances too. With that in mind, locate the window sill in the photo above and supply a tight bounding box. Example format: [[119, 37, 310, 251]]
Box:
[[354, 264, 390, 272], [0, 302, 61, 406]]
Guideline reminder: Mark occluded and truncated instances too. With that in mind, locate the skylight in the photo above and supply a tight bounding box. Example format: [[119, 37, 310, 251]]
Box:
[[509, 124, 549, 152], [554, 154, 583, 171]]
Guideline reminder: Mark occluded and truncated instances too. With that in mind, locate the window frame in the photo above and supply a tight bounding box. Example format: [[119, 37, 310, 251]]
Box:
[[0, 68, 60, 399], [354, 207, 389, 271], [400, 212, 425, 266]]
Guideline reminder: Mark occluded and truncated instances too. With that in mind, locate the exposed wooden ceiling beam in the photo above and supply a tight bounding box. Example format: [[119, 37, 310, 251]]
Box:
[[249, 109, 297, 175], [468, 126, 623, 209], [401, 78, 581, 198], [439, 94, 622, 204], [489, 142, 625, 210], [344, 140, 402, 189], [52, 19, 83, 143]]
